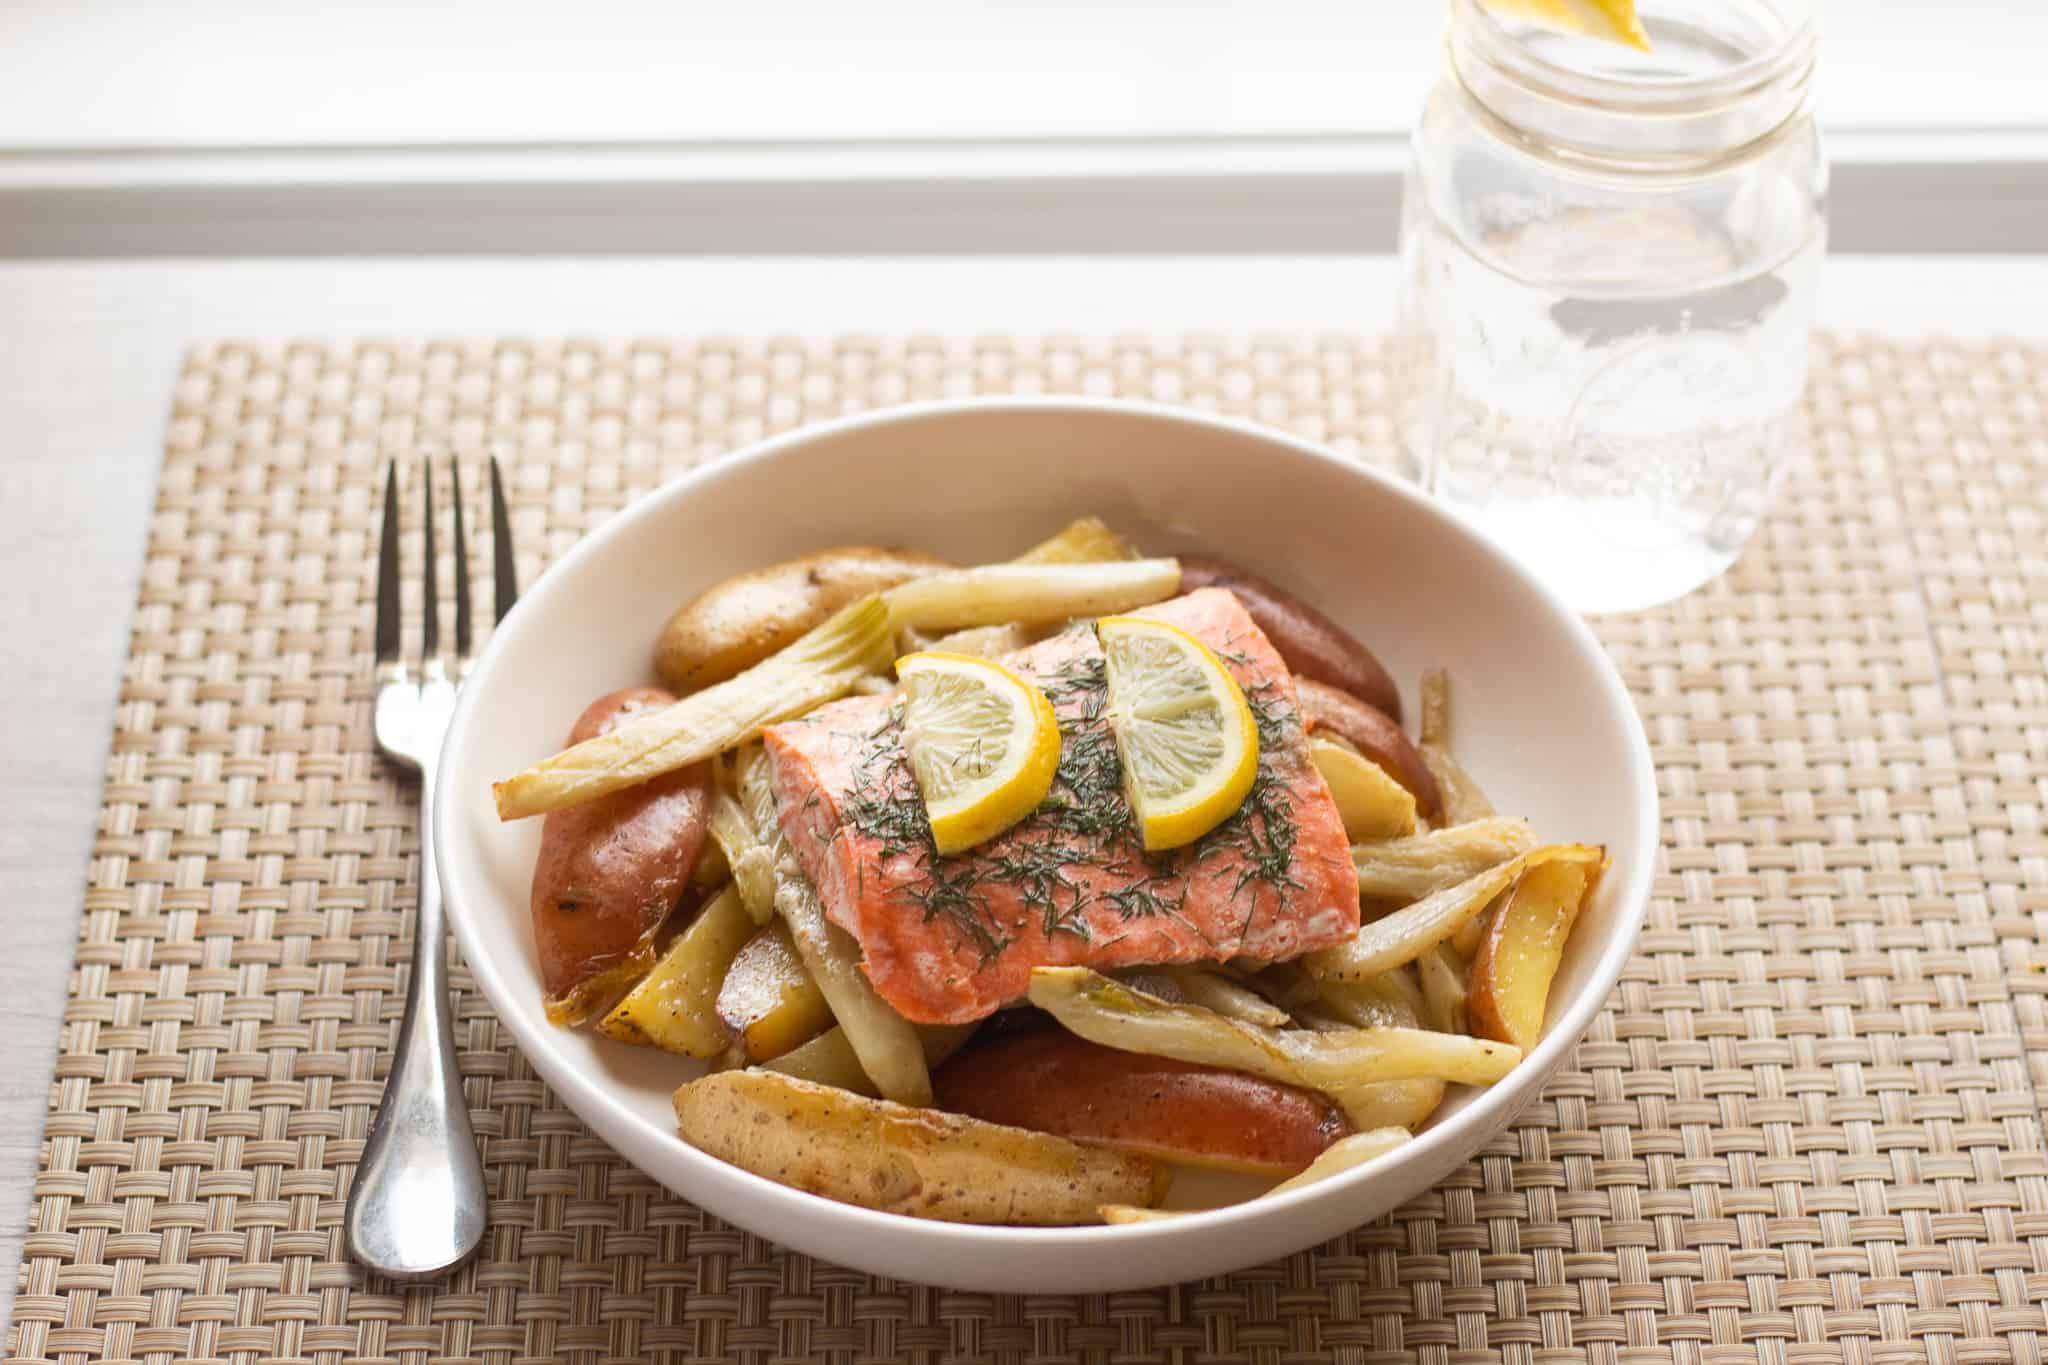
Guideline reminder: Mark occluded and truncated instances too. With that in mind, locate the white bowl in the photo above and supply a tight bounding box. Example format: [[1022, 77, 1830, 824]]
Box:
[[435, 397, 1656, 1293]]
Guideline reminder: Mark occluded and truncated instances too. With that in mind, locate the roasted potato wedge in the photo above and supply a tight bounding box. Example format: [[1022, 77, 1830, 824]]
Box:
[[655, 546, 951, 692], [717, 922, 834, 1062], [933, 1028, 1351, 1176], [1177, 555, 1402, 720], [1097, 1202, 1177, 1225], [1311, 736, 1418, 840], [1310, 843, 1603, 983], [1469, 858, 1593, 1048], [764, 1021, 980, 1096], [672, 1069, 1166, 1224], [1295, 679, 1441, 818], [761, 1024, 874, 1094], [691, 837, 730, 888], [1014, 516, 1139, 565], [597, 885, 755, 1056], [531, 688, 714, 1025]]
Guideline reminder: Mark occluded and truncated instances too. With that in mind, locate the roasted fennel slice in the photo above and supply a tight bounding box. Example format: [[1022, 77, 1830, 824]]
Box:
[[493, 593, 893, 820]]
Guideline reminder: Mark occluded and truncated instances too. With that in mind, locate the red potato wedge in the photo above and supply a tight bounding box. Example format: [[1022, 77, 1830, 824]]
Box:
[[1468, 859, 1593, 1049], [531, 688, 714, 1025], [1294, 678, 1442, 818], [931, 1027, 1351, 1176], [717, 922, 835, 1062], [1177, 555, 1403, 721]]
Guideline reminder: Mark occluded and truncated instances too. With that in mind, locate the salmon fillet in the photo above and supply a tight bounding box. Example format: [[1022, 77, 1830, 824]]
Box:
[[762, 588, 1359, 1024]]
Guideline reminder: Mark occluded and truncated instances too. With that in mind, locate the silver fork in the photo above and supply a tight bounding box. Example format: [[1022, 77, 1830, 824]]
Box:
[[344, 456, 517, 1280]]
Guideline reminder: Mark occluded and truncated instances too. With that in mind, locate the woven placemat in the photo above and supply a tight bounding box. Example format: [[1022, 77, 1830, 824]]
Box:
[[12, 334, 2048, 1365]]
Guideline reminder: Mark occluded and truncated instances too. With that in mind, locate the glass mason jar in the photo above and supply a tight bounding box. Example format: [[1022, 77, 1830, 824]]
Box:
[[1393, 0, 1824, 613]]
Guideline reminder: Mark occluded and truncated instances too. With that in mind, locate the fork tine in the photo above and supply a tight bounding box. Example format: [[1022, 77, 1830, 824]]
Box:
[[450, 458, 473, 663], [489, 456, 518, 622], [375, 461, 402, 666], [421, 459, 440, 664]]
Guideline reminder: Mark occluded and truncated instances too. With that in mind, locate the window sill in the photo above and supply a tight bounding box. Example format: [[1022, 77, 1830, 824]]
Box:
[[2, 126, 2043, 258]]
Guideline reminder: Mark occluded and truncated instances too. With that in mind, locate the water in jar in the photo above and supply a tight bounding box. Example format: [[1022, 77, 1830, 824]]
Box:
[[1395, 1, 1823, 614]]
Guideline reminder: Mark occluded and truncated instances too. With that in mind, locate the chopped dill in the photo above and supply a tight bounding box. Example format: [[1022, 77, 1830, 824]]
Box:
[[1185, 683, 1304, 944], [1102, 874, 1190, 926], [815, 630, 1311, 968], [985, 844, 1092, 942]]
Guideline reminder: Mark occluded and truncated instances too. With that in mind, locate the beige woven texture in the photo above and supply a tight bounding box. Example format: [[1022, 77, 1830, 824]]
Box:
[[11, 335, 2048, 1365]]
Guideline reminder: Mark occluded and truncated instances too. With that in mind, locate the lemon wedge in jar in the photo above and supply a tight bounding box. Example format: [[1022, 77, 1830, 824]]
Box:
[[1096, 616, 1259, 852], [896, 651, 1062, 855], [1481, 0, 1651, 51]]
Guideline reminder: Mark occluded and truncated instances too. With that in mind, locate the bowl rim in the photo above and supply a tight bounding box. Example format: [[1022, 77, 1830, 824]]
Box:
[[433, 393, 1657, 1249]]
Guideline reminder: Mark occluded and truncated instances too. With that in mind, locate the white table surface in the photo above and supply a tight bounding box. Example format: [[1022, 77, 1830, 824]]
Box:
[[3, 253, 2044, 1330]]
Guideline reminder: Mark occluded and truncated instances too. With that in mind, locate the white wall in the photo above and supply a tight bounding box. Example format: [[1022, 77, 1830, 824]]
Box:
[[0, 1, 2041, 256], [2, 0, 2040, 147]]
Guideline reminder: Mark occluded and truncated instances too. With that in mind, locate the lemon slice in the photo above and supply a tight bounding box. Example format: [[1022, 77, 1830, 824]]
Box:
[[1481, 0, 1651, 51], [1096, 617, 1259, 852], [896, 651, 1062, 855]]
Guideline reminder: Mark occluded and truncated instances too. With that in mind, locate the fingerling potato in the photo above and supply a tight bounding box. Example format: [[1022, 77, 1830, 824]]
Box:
[[1177, 555, 1402, 720], [717, 922, 834, 1062], [656, 546, 950, 692], [672, 1069, 1166, 1224], [932, 1028, 1351, 1175], [1295, 678, 1441, 817], [531, 688, 714, 1025]]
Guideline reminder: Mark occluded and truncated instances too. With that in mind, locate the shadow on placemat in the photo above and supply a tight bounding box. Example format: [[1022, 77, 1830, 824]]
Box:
[[12, 334, 2048, 1364]]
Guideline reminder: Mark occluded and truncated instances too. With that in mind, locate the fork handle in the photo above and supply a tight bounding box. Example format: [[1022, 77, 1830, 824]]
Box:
[[344, 737, 489, 1279]]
